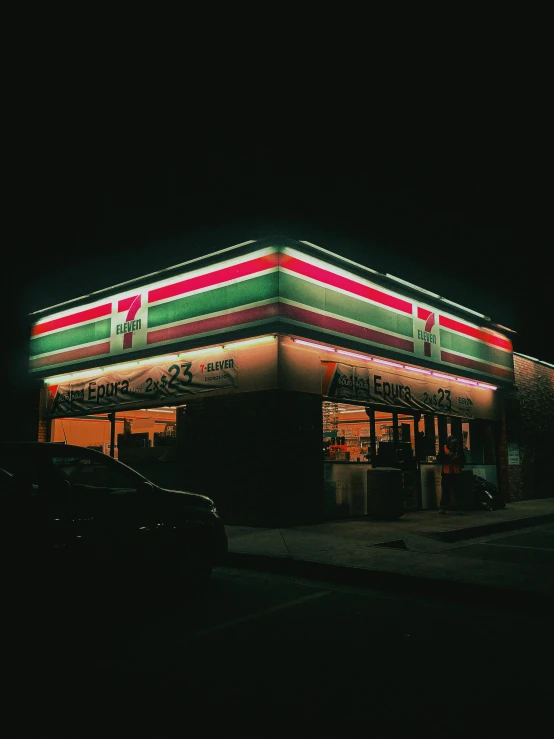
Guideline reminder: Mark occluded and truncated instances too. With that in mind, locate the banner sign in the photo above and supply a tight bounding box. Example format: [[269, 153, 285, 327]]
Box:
[[46, 355, 238, 417], [321, 361, 499, 419]]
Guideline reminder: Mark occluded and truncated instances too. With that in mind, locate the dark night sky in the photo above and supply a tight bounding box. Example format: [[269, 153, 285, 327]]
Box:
[[6, 117, 552, 402]]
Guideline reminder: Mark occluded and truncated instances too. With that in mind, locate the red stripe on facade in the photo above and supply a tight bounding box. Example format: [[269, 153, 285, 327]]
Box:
[[148, 253, 280, 304], [280, 303, 415, 352], [29, 341, 112, 371], [417, 307, 432, 321], [146, 304, 280, 345], [118, 296, 139, 314], [440, 350, 514, 380], [31, 304, 112, 337], [439, 315, 512, 351], [147, 299, 415, 352], [280, 253, 413, 315]]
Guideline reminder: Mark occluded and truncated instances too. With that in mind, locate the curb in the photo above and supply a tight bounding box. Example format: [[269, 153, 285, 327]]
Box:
[[428, 512, 554, 542], [223, 550, 554, 613]]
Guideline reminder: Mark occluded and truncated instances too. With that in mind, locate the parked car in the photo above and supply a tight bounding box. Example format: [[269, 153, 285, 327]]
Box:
[[0, 441, 228, 593]]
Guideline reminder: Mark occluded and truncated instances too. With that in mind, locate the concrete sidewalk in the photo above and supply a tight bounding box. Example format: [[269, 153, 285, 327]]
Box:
[[223, 498, 554, 608]]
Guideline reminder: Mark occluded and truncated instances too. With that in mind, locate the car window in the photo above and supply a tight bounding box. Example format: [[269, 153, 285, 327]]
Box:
[[51, 454, 137, 493], [0, 447, 143, 497]]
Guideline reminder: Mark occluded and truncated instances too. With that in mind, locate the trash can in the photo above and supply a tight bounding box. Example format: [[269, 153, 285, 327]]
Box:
[[366, 467, 404, 520]]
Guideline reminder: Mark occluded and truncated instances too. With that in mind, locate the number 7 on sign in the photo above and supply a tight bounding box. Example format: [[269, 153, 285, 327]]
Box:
[[117, 295, 142, 350]]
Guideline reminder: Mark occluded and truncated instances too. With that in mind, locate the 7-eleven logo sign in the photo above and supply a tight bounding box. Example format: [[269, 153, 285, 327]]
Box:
[[416, 307, 438, 358], [113, 293, 147, 352]]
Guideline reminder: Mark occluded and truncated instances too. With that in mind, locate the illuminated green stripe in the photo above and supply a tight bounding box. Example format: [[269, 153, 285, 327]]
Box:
[[440, 329, 513, 368], [148, 272, 280, 329], [29, 319, 112, 358], [279, 272, 413, 337]]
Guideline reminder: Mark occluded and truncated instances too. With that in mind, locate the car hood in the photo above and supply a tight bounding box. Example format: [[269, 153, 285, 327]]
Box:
[[155, 486, 217, 510]]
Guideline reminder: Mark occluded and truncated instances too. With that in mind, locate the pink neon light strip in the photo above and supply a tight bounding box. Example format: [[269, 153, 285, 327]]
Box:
[[31, 304, 112, 337]]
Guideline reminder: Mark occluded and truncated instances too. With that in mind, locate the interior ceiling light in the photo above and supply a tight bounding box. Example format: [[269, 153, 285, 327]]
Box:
[[139, 408, 175, 413]]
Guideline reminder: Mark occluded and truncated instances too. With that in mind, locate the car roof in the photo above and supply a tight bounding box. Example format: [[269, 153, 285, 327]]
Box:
[[0, 442, 86, 451], [0, 442, 119, 460]]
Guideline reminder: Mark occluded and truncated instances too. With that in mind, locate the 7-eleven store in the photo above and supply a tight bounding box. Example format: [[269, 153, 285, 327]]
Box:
[[29, 237, 514, 526]]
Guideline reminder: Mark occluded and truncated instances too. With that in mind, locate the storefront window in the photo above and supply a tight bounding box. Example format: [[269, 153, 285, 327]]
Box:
[[323, 402, 370, 462], [50, 406, 182, 460], [322, 402, 497, 469]]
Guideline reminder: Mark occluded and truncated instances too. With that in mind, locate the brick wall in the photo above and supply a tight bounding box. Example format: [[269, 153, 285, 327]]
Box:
[[503, 355, 554, 501]]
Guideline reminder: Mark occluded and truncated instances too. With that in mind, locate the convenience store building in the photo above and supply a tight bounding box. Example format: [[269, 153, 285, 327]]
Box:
[[27, 237, 553, 525]]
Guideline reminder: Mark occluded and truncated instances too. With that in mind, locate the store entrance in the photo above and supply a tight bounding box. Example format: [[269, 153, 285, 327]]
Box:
[[367, 408, 427, 510], [322, 401, 437, 514], [322, 398, 499, 518]]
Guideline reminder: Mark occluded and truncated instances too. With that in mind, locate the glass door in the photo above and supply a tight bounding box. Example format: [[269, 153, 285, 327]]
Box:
[[370, 409, 423, 509]]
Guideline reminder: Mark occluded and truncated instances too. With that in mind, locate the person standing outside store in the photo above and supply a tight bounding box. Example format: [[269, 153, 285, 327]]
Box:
[[438, 435, 466, 514]]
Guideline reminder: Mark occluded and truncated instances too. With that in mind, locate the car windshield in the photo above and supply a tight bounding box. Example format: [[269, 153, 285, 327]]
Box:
[[0, 446, 148, 497], [50, 453, 142, 493]]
